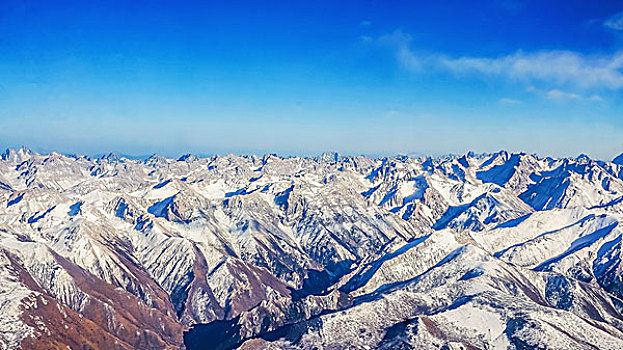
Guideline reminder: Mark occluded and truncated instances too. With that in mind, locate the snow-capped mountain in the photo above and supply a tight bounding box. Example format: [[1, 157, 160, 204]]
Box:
[[2, 148, 623, 349]]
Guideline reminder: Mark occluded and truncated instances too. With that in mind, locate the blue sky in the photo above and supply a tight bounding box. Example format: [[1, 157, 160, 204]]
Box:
[[1, 0, 623, 159]]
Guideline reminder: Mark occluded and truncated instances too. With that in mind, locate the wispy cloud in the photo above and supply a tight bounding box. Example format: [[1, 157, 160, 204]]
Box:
[[379, 30, 623, 91], [499, 98, 522, 106], [439, 51, 623, 89], [547, 89, 581, 99], [604, 11, 623, 31], [526, 86, 603, 102], [421, 50, 623, 90]]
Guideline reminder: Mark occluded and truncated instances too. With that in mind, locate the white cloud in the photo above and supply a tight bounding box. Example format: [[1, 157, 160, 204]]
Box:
[[397, 46, 422, 72], [430, 51, 623, 90], [586, 94, 605, 102], [526, 86, 603, 102], [378, 31, 623, 91], [499, 98, 522, 105], [376, 30, 413, 48], [604, 11, 623, 31], [546, 89, 581, 100]]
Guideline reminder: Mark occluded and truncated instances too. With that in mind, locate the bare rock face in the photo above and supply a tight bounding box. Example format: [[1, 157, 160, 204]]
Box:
[[1, 149, 623, 349]]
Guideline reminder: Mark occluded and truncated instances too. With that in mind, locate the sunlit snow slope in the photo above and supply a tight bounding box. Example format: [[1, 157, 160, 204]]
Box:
[[2, 148, 623, 349]]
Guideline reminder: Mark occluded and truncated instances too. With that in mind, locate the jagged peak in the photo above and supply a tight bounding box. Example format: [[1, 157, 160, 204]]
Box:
[[99, 152, 120, 162], [316, 152, 340, 163], [144, 153, 168, 167], [576, 153, 592, 162], [2, 146, 36, 162], [178, 154, 199, 162], [259, 153, 277, 164]]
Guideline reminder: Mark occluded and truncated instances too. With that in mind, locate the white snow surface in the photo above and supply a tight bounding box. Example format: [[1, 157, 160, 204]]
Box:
[[0, 148, 623, 349]]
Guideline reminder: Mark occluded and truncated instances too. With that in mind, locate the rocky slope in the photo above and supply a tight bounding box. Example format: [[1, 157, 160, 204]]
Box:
[[2, 147, 623, 349]]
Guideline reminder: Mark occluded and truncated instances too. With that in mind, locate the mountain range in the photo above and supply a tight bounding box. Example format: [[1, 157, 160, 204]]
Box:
[[2, 147, 623, 349]]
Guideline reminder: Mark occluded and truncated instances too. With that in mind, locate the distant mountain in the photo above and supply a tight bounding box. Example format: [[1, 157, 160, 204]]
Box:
[[1, 148, 623, 349]]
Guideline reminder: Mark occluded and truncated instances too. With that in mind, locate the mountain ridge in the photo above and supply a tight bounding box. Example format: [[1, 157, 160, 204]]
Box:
[[1, 148, 623, 349]]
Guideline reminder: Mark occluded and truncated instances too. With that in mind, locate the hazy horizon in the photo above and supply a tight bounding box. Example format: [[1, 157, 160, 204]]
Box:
[[3, 144, 622, 164]]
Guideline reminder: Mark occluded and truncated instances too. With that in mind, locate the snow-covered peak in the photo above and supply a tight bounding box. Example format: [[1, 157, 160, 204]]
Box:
[[2, 146, 36, 163], [0, 149, 622, 349]]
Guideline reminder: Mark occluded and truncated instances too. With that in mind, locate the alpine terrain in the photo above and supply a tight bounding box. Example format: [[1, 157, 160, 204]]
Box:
[[3, 147, 623, 350]]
